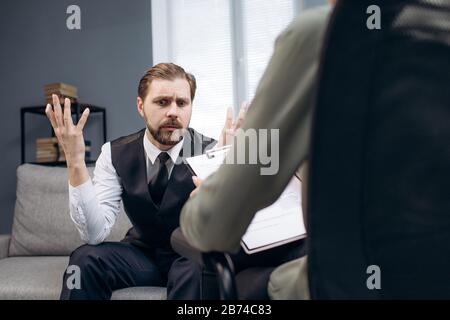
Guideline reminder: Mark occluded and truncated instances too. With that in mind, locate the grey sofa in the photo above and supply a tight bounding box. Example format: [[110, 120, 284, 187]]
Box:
[[0, 164, 167, 300]]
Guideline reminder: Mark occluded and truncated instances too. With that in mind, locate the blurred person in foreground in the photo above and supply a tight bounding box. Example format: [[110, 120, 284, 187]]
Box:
[[181, 3, 335, 300]]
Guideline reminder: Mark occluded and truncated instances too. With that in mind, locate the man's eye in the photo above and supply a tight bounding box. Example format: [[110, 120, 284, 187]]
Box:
[[178, 101, 186, 107], [158, 99, 168, 106]]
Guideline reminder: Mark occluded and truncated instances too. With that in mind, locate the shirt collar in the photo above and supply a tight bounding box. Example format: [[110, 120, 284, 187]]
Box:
[[143, 129, 184, 165]]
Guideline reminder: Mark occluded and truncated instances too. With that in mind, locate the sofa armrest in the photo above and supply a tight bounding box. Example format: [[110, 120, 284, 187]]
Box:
[[0, 234, 11, 259]]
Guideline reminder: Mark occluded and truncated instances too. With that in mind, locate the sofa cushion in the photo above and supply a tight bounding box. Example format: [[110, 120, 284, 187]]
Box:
[[0, 256, 166, 300], [0, 256, 69, 299], [111, 287, 167, 300], [9, 164, 132, 256]]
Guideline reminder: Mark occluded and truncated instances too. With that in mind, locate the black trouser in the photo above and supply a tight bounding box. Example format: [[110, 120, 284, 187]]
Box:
[[60, 242, 201, 300], [60, 239, 305, 300]]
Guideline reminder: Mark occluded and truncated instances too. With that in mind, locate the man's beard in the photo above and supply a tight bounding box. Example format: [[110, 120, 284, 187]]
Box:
[[147, 119, 186, 146]]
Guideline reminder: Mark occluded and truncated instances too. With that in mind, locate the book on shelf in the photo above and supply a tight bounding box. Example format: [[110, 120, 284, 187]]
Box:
[[44, 83, 78, 94], [35, 137, 91, 163], [44, 95, 78, 105], [44, 82, 78, 105], [44, 82, 77, 92]]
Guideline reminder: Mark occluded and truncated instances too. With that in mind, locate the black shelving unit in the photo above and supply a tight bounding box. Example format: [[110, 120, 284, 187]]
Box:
[[20, 103, 107, 165]]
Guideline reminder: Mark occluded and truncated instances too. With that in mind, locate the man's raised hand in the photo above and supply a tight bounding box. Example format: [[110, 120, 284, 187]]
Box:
[[45, 94, 90, 166], [218, 101, 248, 147]]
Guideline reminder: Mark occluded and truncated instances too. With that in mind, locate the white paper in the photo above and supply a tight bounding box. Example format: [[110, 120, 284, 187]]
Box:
[[241, 177, 306, 254], [186, 149, 306, 254]]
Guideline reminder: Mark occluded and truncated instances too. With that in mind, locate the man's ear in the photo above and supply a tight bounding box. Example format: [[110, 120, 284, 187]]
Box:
[[136, 97, 144, 117]]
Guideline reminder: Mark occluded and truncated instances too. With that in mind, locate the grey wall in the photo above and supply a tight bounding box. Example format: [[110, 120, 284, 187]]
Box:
[[0, 0, 152, 233]]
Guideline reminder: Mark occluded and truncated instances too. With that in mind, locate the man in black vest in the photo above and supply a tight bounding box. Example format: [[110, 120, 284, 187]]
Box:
[[45, 63, 232, 299]]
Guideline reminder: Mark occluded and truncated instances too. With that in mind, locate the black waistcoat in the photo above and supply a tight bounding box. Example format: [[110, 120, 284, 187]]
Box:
[[111, 128, 215, 249]]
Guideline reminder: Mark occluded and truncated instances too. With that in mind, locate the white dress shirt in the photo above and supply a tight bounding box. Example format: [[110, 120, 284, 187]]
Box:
[[69, 130, 184, 245]]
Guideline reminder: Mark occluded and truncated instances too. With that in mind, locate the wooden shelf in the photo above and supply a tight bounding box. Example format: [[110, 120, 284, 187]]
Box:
[[21, 103, 107, 164]]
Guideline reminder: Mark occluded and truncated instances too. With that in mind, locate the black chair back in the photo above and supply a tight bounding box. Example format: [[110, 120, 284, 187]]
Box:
[[308, 0, 450, 299]]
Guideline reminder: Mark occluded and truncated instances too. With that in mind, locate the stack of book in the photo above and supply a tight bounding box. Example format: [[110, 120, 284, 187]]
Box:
[[36, 137, 91, 163], [44, 83, 78, 104]]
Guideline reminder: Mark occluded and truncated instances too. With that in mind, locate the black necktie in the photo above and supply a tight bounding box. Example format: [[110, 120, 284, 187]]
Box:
[[149, 152, 170, 206]]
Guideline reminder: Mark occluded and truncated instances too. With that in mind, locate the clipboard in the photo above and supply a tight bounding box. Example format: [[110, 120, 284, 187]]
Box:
[[185, 145, 231, 180], [240, 175, 306, 254], [206, 145, 231, 159], [185, 146, 306, 254]]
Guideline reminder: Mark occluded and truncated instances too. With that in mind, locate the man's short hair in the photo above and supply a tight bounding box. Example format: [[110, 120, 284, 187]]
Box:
[[138, 62, 197, 101]]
